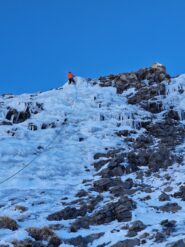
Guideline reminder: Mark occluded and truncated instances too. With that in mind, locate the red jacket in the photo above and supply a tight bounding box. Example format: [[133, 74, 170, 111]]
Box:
[[68, 72, 74, 79]]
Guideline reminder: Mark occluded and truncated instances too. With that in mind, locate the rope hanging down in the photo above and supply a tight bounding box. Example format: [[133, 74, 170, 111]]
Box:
[[0, 127, 63, 186]]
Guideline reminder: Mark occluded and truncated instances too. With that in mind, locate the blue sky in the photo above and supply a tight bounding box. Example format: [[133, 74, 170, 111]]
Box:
[[0, 0, 185, 94]]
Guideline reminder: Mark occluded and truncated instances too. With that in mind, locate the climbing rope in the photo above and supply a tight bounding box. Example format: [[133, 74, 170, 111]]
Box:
[[0, 127, 64, 186]]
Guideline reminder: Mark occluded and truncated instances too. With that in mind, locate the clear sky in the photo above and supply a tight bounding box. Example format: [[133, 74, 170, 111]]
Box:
[[0, 0, 185, 94]]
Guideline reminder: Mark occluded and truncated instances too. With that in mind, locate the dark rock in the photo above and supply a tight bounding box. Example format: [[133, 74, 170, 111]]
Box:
[[98, 157, 125, 178], [126, 230, 137, 237], [93, 177, 124, 192], [47, 206, 87, 221], [140, 195, 151, 201], [66, 236, 86, 247], [160, 219, 176, 228], [134, 135, 153, 149], [6, 108, 18, 121], [140, 232, 150, 239], [127, 150, 150, 167], [0, 216, 18, 231], [148, 147, 174, 172], [110, 185, 137, 198], [41, 122, 56, 130], [26, 227, 55, 241], [164, 174, 171, 181], [70, 197, 135, 231], [41, 123, 48, 129], [164, 186, 173, 192], [65, 232, 104, 247], [155, 232, 165, 242], [90, 196, 135, 225], [76, 189, 88, 198], [141, 186, 152, 193], [122, 178, 134, 189], [129, 220, 146, 232], [158, 192, 170, 201], [174, 186, 185, 201], [93, 159, 110, 171], [28, 123, 37, 131], [159, 203, 181, 213], [166, 110, 180, 121], [125, 163, 139, 174], [70, 217, 91, 232], [15, 205, 28, 212], [116, 130, 137, 137], [48, 236, 62, 247], [93, 150, 120, 160], [86, 195, 103, 213], [169, 239, 185, 247], [0, 120, 12, 126], [12, 239, 46, 247], [6, 108, 31, 124], [17, 111, 31, 123], [128, 84, 165, 108], [112, 239, 140, 247]]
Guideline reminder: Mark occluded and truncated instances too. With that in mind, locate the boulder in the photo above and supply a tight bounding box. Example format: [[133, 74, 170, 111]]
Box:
[[0, 216, 18, 231], [129, 220, 146, 232], [158, 192, 170, 201], [160, 219, 176, 228]]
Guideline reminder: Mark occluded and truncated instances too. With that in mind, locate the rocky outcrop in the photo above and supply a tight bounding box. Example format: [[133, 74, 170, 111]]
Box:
[[47, 205, 87, 221], [0, 216, 18, 231], [5, 102, 44, 124], [99, 63, 170, 94], [6, 108, 30, 124], [69, 196, 135, 232]]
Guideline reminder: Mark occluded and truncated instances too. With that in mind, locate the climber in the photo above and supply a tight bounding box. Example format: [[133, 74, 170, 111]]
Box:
[[68, 72, 76, 85]]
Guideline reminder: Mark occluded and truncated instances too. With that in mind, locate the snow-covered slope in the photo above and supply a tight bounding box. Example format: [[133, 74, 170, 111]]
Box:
[[1, 65, 185, 246]]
